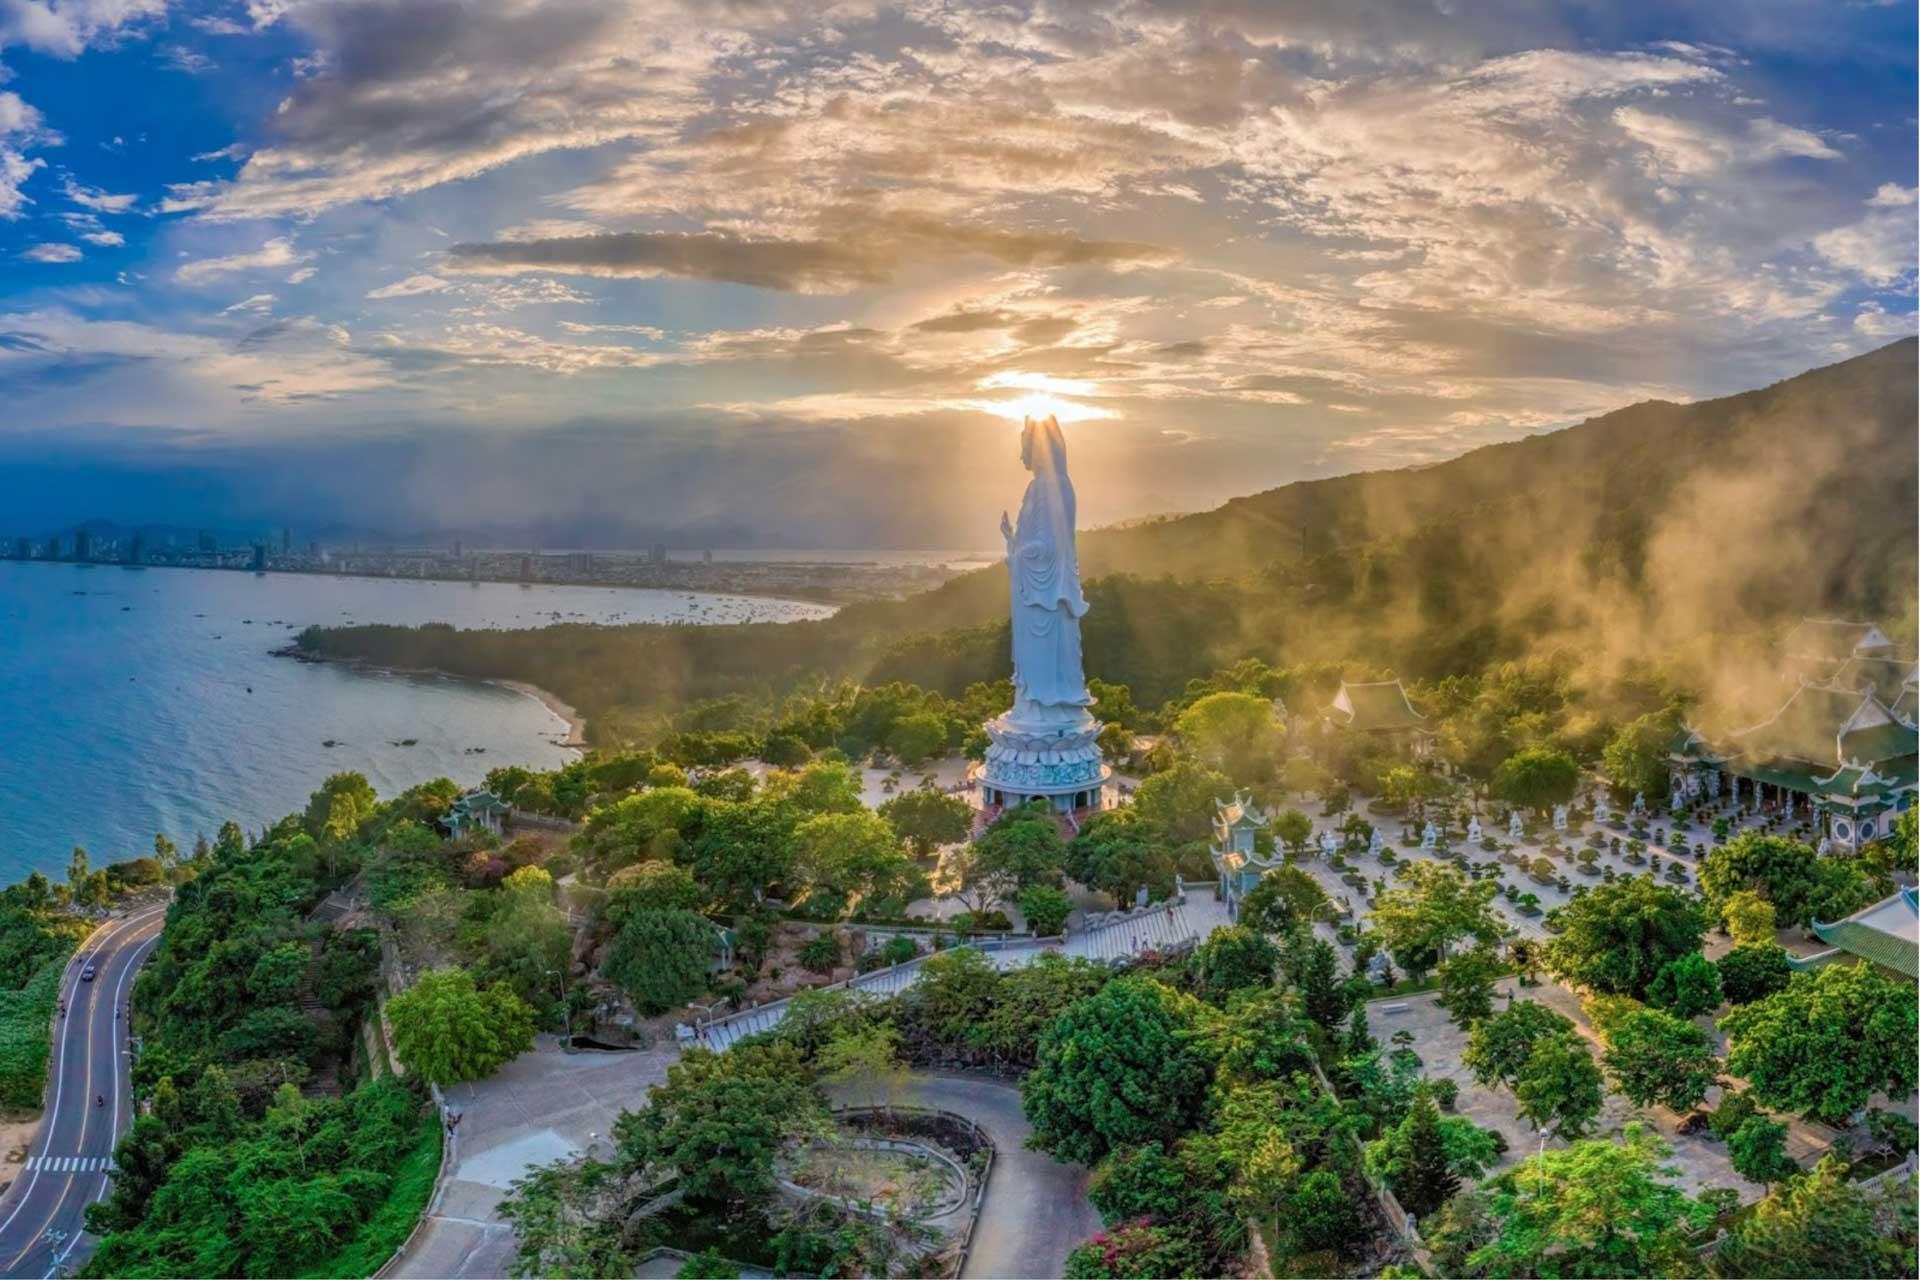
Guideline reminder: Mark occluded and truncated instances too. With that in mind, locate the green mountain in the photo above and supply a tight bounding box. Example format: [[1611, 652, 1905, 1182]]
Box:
[[302, 339, 1917, 735]]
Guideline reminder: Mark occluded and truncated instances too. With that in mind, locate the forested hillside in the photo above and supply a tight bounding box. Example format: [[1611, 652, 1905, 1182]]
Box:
[[299, 340, 1917, 740]]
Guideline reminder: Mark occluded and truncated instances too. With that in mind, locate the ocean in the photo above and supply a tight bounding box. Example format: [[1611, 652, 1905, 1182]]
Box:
[[0, 562, 834, 883]]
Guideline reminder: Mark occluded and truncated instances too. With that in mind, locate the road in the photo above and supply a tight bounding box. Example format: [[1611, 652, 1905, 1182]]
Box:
[[0, 907, 165, 1279]]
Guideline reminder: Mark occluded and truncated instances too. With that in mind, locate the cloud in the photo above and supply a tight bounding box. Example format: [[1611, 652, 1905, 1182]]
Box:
[[0, 0, 168, 57], [79, 228, 123, 246], [446, 220, 1164, 293], [0, 89, 53, 219], [221, 293, 276, 314], [285, 265, 317, 284], [20, 242, 82, 262], [61, 177, 137, 213], [365, 272, 450, 299], [159, 42, 215, 73], [174, 236, 310, 283], [1814, 186, 1918, 285]]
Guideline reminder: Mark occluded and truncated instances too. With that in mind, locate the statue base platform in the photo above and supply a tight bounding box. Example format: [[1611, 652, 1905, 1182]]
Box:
[[978, 708, 1110, 813]]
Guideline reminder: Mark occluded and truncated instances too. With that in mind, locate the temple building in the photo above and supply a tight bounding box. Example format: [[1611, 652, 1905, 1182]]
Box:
[[1210, 792, 1279, 908], [1668, 651, 1918, 852], [1780, 618, 1900, 684], [1806, 888, 1919, 981], [1323, 678, 1434, 758], [444, 789, 511, 837]]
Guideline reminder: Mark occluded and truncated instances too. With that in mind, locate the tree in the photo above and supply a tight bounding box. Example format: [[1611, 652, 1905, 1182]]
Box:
[[1238, 866, 1329, 937], [1066, 809, 1174, 905], [1022, 976, 1216, 1165], [602, 909, 715, 1015], [1714, 1156, 1915, 1278], [1087, 1141, 1245, 1275], [1189, 925, 1278, 1002], [791, 810, 914, 917], [604, 860, 704, 922], [1722, 889, 1777, 947], [1720, 963, 1920, 1124], [1645, 951, 1723, 1018], [387, 967, 534, 1086], [1208, 1082, 1303, 1225], [878, 789, 973, 857], [884, 710, 948, 765], [1513, 1032, 1605, 1138], [1601, 713, 1675, 803], [973, 803, 1067, 893], [1272, 808, 1314, 859], [1132, 761, 1233, 845], [1542, 874, 1705, 998], [576, 785, 698, 871], [1173, 692, 1281, 784], [1493, 748, 1580, 814], [1700, 833, 1877, 928], [1717, 943, 1793, 1005], [1065, 1220, 1206, 1279], [1370, 860, 1502, 976], [759, 732, 812, 768], [616, 1042, 823, 1205], [1283, 936, 1350, 1031], [66, 846, 89, 897], [1435, 946, 1502, 1029], [814, 1023, 906, 1111], [1287, 1170, 1363, 1257], [1603, 1006, 1720, 1112], [1374, 1084, 1459, 1216], [1017, 883, 1073, 937], [1726, 1115, 1797, 1185], [1469, 1126, 1707, 1278], [304, 771, 378, 844]]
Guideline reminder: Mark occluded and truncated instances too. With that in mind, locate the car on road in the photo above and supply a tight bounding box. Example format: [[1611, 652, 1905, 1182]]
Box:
[[80, 962, 97, 981]]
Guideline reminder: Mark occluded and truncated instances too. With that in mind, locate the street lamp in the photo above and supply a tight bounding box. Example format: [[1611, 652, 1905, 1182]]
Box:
[[544, 966, 573, 1051]]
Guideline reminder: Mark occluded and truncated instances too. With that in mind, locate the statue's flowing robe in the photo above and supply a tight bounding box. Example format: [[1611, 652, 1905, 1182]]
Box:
[[1008, 420, 1092, 713]]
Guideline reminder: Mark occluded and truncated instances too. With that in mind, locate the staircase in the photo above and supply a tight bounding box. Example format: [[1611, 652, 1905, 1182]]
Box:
[[688, 897, 1224, 1053]]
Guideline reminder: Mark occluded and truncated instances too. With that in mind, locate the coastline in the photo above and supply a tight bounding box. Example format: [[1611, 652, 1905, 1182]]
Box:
[[280, 646, 592, 753], [498, 680, 589, 751]]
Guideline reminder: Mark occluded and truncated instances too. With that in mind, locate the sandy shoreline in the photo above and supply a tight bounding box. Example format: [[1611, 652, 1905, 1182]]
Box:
[[497, 679, 589, 751]]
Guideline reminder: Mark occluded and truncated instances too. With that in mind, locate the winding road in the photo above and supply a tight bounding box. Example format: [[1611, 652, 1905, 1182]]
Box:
[[0, 906, 166, 1279]]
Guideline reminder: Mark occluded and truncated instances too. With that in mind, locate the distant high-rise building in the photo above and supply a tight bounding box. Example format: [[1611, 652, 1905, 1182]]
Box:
[[649, 542, 669, 564], [73, 528, 92, 562], [198, 530, 217, 555], [13, 537, 30, 560], [519, 555, 534, 582], [452, 537, 463, 558], [282, 527, 291, 554], [128, 532, 145, 565], [703, 548, 713, 564], [251, 543, 267, 571]]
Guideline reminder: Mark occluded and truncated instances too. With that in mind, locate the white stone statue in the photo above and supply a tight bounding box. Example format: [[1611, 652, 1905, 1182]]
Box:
[[1706, 770, 1720, 801], [1593, 796, 1611, 824], [1632, 791, 1647, 815], [1368, 827, 1385, 858], [1319, 830, 1338, 858], [979, 417, 1108, 811], [1421, 820, 1438, 849], [1729, 775, 1741, 806], [1552, 805, 1569, 832], [1818, 836, 1832, 856], [1467, 817, 1483, 843], [1000, 415, 1091, 718], [1508, 811, 1525, 840]]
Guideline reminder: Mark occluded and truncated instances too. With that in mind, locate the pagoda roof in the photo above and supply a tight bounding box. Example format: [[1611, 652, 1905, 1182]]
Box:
[[1811, 889, 1919, 980], [1727, 682, 1915, 771], [1214, 791, 1270, 829], [1327, 679, 1426, 732], [1781, 618, 1894, 663], [1832, 656, 1918, 704]]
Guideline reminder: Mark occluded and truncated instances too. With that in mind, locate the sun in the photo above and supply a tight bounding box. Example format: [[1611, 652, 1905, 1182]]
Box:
[[970, 372, 1116, 424]]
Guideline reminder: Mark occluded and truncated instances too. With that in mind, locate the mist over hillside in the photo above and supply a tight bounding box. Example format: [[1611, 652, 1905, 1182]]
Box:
[[302, 340, 1918, 737]]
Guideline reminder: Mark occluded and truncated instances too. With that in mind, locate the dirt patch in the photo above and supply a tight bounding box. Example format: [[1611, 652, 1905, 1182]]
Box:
[[0, 1107, 42, 1196]]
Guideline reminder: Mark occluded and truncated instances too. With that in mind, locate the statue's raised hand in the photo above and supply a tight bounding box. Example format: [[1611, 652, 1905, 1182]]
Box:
[[999, 510, 1013, 550]]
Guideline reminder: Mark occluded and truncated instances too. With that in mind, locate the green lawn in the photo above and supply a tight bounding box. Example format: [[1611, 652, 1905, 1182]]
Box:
[[297, 1111, 444, 1279]]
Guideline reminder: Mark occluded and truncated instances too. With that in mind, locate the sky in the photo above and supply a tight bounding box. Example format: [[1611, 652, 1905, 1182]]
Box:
[[0, 0, 1913, 547]]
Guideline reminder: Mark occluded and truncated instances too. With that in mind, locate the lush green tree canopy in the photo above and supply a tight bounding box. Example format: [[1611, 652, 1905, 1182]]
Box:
[[602, 909, 715, 1016], [1602, 1005, 1721, 1112], [388, 967, 535, 1086], [1700, 834, 1878, 929], [1543, 874, 1706, 998], [1023, 976, 1217, 1166], [1371, 860, 1503, 975], [1720, 962, 1919, 1125], [1494, 748, 1580, 813]]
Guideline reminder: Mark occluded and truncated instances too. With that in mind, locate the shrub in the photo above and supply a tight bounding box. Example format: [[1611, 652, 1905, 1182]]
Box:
[[798, 930, 841, 974]]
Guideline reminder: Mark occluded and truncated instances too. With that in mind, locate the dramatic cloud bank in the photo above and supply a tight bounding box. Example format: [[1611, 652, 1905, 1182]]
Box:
[[0, 0, 1911, 541]]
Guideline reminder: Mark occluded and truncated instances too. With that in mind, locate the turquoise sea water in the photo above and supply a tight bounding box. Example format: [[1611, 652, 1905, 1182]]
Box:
[[0, 562, 832, 883]]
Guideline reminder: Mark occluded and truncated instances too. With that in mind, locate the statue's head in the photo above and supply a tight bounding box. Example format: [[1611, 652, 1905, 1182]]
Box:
[[1021, 415, 1067, 476]]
